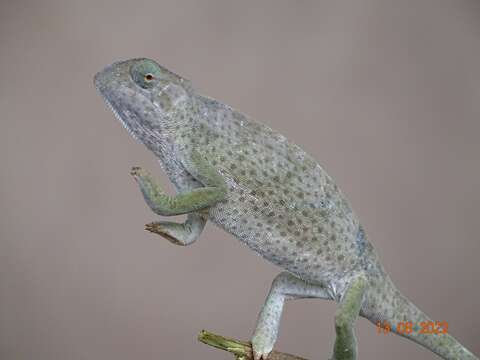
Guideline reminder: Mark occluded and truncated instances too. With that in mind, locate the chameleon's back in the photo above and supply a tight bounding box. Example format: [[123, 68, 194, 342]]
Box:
[[191, 94, 378, 294]]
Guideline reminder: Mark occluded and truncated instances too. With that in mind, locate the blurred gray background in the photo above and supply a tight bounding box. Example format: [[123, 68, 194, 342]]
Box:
[[1, 1, 479, 359]]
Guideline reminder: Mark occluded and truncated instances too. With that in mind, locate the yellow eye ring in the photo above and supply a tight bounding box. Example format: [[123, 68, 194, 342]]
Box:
[[144, 73, 154, 81]]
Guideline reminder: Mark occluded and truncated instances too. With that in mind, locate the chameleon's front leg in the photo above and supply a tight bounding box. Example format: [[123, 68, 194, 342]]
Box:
[[131, 166, 226, 216], [130, 152, 226, 245], [252, 272, 332, 360]]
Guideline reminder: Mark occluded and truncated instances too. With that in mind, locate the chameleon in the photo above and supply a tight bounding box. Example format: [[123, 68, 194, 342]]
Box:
[[94, 58, 478, 360]]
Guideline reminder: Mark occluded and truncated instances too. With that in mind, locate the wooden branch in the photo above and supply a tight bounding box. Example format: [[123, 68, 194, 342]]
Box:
[[198, 330, 308, 360]]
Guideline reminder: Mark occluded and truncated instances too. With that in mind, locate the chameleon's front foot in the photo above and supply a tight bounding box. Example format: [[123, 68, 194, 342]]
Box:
[[145, 222, 185, 245], [130, 166, 145, 177], [145, 214, 207, 246]]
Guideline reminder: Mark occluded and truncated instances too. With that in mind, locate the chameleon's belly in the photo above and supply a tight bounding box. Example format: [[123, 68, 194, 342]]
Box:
[[207, 176, 368, 290]]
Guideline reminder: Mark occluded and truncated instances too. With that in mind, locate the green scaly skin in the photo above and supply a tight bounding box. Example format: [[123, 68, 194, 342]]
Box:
[[94, 58, 478, 360]]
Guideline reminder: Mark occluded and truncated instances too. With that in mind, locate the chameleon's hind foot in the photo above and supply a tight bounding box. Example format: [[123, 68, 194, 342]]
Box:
[[251, 333, 273, 360]]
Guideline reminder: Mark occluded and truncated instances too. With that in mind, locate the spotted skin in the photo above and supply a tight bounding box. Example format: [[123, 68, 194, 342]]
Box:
[[94, 58, 478, 360]]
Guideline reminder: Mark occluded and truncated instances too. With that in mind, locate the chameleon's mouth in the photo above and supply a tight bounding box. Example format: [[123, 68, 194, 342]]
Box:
[[94, 66, 141, 142], [96, 88, 140, 142]]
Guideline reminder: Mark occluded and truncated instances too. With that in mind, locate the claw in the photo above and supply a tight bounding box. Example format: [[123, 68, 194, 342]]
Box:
[[145, 222, 159, 232], [251, 339, 272, 360], [130, 166, 152, 181], [251, 330, 274, 360], [145, 222, 168, 236], [145, 222, 184, 245], [130, 166, 142, 177], [253, 350, 271, 360]]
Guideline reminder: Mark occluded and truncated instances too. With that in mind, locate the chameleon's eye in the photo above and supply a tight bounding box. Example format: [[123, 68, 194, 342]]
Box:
[[130, 60, 162, 89]]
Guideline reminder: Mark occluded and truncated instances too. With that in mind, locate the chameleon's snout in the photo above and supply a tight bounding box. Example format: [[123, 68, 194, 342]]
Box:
[[94, 60, 128, 93], [93, 66, 109, 91]]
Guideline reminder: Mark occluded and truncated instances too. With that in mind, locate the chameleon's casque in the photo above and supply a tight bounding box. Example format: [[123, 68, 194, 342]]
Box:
[[95, 58, 477, 360]]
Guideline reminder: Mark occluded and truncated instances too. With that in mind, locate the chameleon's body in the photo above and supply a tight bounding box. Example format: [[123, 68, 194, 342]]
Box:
[[94, 58, 477, 360]]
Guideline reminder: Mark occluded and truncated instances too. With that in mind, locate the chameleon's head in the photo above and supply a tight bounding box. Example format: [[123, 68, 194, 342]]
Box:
[[94, 58, 194, 149]]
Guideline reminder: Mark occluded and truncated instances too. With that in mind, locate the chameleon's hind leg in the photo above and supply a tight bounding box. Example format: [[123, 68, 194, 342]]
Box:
[[251, 272, 333, 360], [145, 213, 206, 246], [330, 275, 367, 360]]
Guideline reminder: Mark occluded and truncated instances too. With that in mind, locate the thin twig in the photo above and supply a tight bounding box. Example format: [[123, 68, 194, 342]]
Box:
[[198, 330, 309, 360]]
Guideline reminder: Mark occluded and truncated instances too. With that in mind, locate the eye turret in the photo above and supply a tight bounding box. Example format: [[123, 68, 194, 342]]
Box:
[[130, 60, 162, 89]]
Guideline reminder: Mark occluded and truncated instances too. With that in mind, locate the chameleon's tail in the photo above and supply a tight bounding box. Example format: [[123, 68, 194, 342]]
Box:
[[362, 275, 478, 360]]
